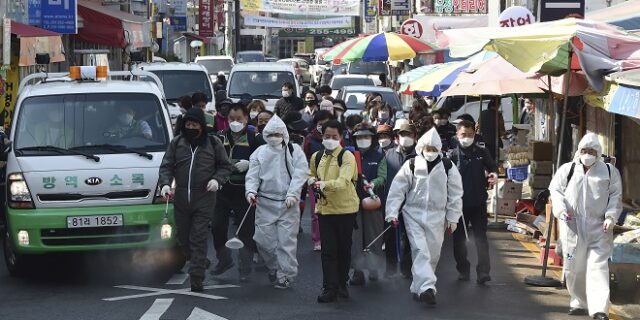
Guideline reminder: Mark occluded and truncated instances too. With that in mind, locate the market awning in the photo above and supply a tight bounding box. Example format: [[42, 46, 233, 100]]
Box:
[[10, 21, 65, 66], [587, 1, 640, 31], [76, 0, 151, 49], [183, 32, 213, 42]]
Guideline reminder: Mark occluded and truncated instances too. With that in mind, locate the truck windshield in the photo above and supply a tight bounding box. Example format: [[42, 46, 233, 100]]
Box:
[[228, 71, 297, 98], [146, 70, 212, 102], [197, 59, 233, 75], [14, 93, 170, 154]]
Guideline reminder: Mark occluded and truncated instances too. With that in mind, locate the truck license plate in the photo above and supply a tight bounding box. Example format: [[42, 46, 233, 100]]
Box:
[[66, 215, 123, 228]]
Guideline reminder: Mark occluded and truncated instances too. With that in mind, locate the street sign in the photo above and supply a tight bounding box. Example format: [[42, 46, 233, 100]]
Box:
[[199, 0, 214, 37], [539, 0, 585, 22], [41, 0, 77, 34], [379, 0, 410, 16], [400, 19, 423, 38], [28, 0, 42, 26]]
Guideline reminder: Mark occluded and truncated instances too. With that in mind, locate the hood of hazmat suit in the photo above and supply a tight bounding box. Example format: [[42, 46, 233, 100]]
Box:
[[548, 132, 622, 315], [384, 127, 463, 295]]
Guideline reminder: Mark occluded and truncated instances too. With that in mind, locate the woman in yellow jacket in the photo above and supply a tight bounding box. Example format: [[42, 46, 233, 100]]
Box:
[[309, 120, 360, 303]]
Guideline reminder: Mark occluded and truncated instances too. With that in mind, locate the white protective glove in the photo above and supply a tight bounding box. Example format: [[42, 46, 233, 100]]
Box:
[[160, 185, 173, 199], [234, 160, 250, 173], [307, 177, 317, 186], [246, 193, 257, 204], [603, 217, 616, 232], [285, 196, 298, 208], [206, 179, 220, 192], [448, 222, 458, 233]]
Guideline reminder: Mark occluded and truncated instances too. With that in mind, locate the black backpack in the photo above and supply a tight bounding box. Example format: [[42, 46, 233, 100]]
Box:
[[313, 148, 348, 174], [408, 156, 453, 176]]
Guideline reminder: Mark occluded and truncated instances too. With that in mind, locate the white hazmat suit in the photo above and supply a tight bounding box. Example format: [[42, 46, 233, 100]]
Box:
[[549, 133, 622, 317], [245, 116, 309, 283], [385, 128, 464, 295]]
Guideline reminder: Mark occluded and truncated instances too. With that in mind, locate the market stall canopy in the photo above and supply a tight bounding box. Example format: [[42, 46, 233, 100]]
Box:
[[538, 72, 589, 97], [442, 18, 640, 92], [442, 55, 544, 96], [587, 0, 640, 31], [400, 62, 468, 96], [585, 69, 640, 120], [77, 0, 152, 49], [11, 21, 65, 66], [321, 32, 438, 64]]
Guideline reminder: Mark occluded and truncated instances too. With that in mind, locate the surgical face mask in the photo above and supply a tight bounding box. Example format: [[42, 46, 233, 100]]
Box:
[[436, 119, 448, 126], [378, 111, 389, 120], [119, 113, 134, 125], [424, 151, 439, 162], [399, 136, 414, 148], [229, 121, 245, 133], [322, 138, 339, 150], [282, 90, 291, 98], [266, 136, 283, 147], [459, 137, 474, 148], [402, 105, 412, 112], [356, 138, 372, 149], [580, 154, 596, 166], [378, 138, 391, 148], [425, 98, 434, 106], [184, 128, 201, 140], [249, 111, 259, 119]]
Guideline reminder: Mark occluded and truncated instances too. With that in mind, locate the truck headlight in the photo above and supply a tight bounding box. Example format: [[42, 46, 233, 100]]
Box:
[[17, 230, 29, 246], [8, 173, 34, 209]]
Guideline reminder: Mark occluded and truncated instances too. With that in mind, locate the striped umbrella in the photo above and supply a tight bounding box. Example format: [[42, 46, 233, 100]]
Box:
[[321, 32, 439, 64]]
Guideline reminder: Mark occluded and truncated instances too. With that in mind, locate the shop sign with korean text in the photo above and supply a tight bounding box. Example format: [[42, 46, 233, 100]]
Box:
[[498, 6, 534, 27], [379, 0, 410, 16], [41, 0, 78, 34], [199, 0, 215, 37], [240, 0, 360, 16], [244, 16, 352, 29], [421, 0, 487, 14], [278, 27, 356, 37]]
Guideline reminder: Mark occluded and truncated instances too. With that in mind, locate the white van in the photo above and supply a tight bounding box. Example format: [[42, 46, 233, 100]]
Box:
[[227, 62, 301, 111], [2, 67, 177, 275]]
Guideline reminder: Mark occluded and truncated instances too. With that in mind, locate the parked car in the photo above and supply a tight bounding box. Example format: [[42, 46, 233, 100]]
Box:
[[329, 75, 375, 97], [236, 51, 266, 63], [194, 55, 234, 80], [278, 58, 312, 84], [227, 62, 301, 111], [336, 85, 402, 117], [347, 61, 389, 86]]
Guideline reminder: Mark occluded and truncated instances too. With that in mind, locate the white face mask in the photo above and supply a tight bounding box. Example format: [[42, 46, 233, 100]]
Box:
[[399, 136, 414, 148], [424, 151, 439, 162], [436, 119, 448, 126], [281, 90, 290, 98], [459, 137, 474, 148], [322, 138, 340, 150], [316, 125, 323, 133], [580, 154, 597, 167], [425, 98, 434, 106], [249, 111, 259, 119], [229, 121, 245, 133], [266, 136, 283, 147], [378, 138, 391, 148], [378, 111, 389, 120], [356, 138, 372, 149], [119, 113, 134, 125], [402, 105, 412, 112]]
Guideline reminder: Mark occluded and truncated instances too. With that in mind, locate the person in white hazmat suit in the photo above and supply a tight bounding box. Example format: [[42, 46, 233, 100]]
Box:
[[245, 115, 309, 289], [549, 133, 622, 320], [385, 127, 464, 306]]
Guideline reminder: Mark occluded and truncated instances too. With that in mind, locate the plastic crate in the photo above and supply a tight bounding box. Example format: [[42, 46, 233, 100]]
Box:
[[507, 166, 529, 182]]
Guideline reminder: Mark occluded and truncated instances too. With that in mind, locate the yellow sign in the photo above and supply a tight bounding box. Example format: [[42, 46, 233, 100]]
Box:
[[1, 52, 19, 129]]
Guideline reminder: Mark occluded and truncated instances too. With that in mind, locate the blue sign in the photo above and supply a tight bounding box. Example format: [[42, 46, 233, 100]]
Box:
[[41, 0, 78, 34], [171, 16, 187, 32], [28, 0, 42, 26], [609, 85, 640, 119]]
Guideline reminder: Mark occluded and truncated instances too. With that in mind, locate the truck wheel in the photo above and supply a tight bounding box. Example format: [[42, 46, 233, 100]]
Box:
[[3, 229, 27, 277]]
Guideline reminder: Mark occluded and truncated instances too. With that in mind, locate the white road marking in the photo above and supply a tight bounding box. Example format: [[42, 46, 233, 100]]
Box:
[[139, 298, 173, 320], [166, 273, 189, 285], [186, 307, 228, 320], [103, 284, 239, 302]]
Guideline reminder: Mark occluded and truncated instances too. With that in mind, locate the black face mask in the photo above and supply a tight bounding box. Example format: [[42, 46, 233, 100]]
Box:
[[304, 100, 316, 106], [184, 128, 201, 140]]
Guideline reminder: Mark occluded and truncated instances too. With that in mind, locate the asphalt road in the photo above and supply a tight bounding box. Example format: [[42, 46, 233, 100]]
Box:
[[1, 213, 637, 320]]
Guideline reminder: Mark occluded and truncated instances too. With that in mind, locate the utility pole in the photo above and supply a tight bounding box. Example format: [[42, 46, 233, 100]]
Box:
[[234, 0, 241, 55]]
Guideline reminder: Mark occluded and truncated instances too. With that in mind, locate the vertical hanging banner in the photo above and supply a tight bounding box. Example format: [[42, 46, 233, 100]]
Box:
[[41, 0, 78, 34], [1, 19, 10, 66], [1, 53, 19, 129], [216, 0, 224, 30], [199, 0, 214, 37]]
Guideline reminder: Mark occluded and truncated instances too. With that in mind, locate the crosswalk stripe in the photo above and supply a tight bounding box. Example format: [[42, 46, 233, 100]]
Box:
[[186, 307, 228, 320], [139, 298, 173, 320], [166, 273, 189, 285]]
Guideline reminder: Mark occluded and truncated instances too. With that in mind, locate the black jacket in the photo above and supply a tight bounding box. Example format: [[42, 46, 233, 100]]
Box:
[[449, 144, 497, 208], [274, 96, 304, 119]]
